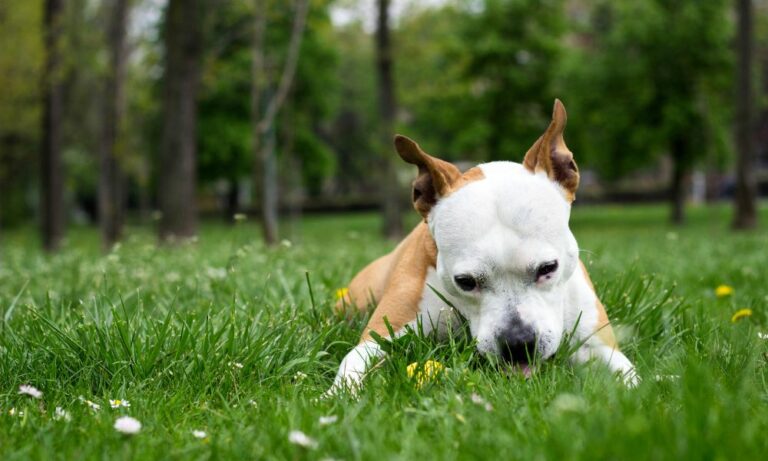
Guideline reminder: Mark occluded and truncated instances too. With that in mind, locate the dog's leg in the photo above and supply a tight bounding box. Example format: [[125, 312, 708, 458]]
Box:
[[570, 261, 638, 386], [326, 224, 436, 396]]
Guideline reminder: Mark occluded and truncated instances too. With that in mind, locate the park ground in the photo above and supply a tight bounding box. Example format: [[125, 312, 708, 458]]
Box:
[[1, 204, 767, 460]]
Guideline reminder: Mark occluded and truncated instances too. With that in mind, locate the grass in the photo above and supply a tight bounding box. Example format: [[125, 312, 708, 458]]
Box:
[[1, 204, 767, 460]]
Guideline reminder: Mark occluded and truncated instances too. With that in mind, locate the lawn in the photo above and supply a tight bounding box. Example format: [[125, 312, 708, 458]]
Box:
[[1, 204, 767, 460]]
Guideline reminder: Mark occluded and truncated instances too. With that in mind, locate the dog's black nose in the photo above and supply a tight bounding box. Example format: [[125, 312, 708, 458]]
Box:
[[498, 324, 537, 364]]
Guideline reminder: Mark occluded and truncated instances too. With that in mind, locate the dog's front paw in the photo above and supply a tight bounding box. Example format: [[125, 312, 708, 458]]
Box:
[[620, 367, 640, 388]]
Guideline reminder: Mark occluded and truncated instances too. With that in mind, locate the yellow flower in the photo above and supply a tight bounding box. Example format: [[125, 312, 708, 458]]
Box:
[[731, 308, 753, 323], [406, 360, 445, 388], [335, 287, 349, 300], [715, 285, 734, 298]]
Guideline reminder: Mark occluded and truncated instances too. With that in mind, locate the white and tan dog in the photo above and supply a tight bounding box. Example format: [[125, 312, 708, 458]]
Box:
[[330, 100, 636, 394]]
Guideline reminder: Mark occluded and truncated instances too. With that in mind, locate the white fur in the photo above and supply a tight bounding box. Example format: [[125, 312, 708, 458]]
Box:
[[329, 160, 636, 393]]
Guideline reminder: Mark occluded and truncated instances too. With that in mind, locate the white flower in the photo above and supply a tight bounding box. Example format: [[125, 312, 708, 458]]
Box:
[[248, 400, 257, 407], [192, 430, 208, 439], [653, 374, 681, 382], [110, 399, 131, 409], [79, 396, 101, 411], [114, 416, 142, 434], [550, 393, 587, 414], [8, 407, 24, 417], [205, 267, 227, 280], [54, 407, 72, 422], [288, 430, 318, 449], [293, 371, 308, 381], [470, 393, 493, 412], [18, 384, 43, 399], [318, 415, 338, 426], [758, 332, 768, 340], [228, 361, 244, 370]]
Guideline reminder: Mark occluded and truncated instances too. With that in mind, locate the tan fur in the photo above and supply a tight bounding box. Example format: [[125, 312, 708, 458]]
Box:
[[579, 260, 618, 349], [522, 100, 580, 202], [338, 166, 485, 343]]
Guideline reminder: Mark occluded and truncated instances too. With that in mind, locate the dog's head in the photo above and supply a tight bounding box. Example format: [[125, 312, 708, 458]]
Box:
[[396, 100, 580, 367]]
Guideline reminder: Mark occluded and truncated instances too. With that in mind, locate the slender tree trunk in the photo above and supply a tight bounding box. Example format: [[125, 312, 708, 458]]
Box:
[[251, 0, 309, 245], [376, 0, 403, 239], [225, 178, 240, 223], [669, 141, 689, 225], [41, 0, 66, 252], [733, 0, 757, 229], [158, 0, 202, 242], [99, 0, 129, 249]]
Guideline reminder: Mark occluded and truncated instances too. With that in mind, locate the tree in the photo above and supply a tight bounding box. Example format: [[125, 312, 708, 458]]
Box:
[[375, 0, 403, 239], [99, 0, 130, 248], [564, 0, 732, 224], [461, 0, 565, 162], [0, 1, 43, 227], [158, 0, 203, 242], [251, 0, 309, 245], [41, 0, 66, 251], [733, 0, 757, 229]]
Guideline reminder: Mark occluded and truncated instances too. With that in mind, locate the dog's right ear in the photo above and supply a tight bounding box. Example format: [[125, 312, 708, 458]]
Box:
[[395, 135, 462, 218]]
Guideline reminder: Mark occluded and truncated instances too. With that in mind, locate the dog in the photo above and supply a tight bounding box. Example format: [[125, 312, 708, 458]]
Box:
[[329, 100, 636, 394]]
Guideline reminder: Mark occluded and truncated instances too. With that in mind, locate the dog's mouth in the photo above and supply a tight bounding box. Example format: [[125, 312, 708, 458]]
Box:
[[500, 341, 537, 378]]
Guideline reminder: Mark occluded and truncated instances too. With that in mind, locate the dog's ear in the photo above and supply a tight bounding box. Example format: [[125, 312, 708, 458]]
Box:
[[395, 135, 462, 218], [522, 99, 580, 202]]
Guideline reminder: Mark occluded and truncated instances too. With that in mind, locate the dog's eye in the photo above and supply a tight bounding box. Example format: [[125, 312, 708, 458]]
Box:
[[536, 260, 559, 281], [454, 274, 478, 292]]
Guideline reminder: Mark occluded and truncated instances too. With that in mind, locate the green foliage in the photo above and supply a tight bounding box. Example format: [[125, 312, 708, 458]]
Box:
[[562, 0, 734, 179], [197, 0, 339, 190], [0, 1, 43, 224], [1, 205, 768, 458]]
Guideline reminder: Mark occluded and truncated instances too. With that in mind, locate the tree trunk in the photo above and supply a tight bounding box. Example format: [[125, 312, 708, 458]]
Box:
[[376, 0, 404, 239], [158, 0, 202, 242], [98, 0, 129, 250], [733, 0, 757, 229], [41, 0, 66, 252], [251, 0, 309, 246], [669, 141, 689, 225], [225, 178, 240, 223]]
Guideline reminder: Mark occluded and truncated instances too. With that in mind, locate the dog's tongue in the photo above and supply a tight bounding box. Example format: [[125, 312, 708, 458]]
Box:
[[520, 363, 532, 378]]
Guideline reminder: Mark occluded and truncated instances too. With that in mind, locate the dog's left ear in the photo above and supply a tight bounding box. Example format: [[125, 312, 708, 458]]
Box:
[[523, 99, 580, 201], [395, 135, 462, 218]]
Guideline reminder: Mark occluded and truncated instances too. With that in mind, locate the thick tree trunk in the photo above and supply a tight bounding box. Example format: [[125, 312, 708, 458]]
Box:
[[41, 0, 66, 252], [376, 0, 403, 239], [98, 0, 129, 249], [733, 0, 757, 229], [158, 0, 202, 242]]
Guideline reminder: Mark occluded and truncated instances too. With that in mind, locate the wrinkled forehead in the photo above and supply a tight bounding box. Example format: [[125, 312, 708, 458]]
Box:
[[429, 162, 571, 251]]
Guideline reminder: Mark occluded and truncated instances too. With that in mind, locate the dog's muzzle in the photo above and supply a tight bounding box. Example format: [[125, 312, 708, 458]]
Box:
[[497, 320, 537, 364]]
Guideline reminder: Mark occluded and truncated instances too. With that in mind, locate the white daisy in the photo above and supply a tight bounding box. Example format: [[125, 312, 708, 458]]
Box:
[[109, 399, 131, 409], [18, 384, 43, 399], [79, 396, 101, 411], [288, 430, 318, 449], [114, 416, 142, 435], [54, 407, 72, 422], [192, 430, 208, 439], [470, 393, 494, 412], [318, 415, 338, 426]]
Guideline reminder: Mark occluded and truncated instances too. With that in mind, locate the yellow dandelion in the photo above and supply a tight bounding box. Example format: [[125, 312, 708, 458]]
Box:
[[335, 287, 349, 301], [731, 308, 753, 323], [406, 360, 445, 389], [715, 285, 734, 298]]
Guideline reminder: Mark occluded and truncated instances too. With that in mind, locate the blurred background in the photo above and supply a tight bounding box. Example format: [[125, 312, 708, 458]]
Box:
[[0, 0, 766, 251]]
